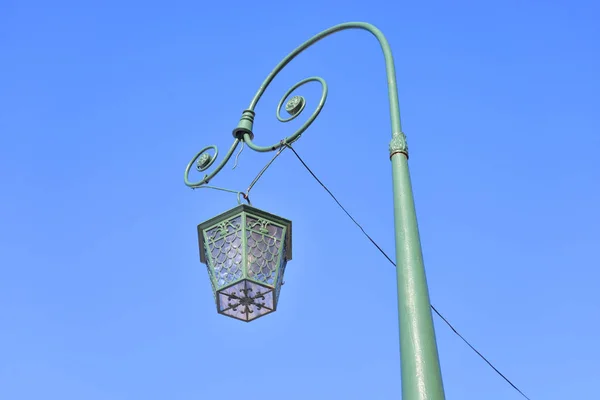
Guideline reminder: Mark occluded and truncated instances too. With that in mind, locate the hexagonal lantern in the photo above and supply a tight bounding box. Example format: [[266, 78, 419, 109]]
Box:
[[197, 204, 292, 322]]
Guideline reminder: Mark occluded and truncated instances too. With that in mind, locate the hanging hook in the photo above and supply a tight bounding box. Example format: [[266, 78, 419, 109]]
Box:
[[236, 191, 252, 206]]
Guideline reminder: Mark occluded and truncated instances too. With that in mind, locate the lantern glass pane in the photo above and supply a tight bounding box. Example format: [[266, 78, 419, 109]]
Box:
[[204, 246, 217, 299], [205, 216, 244, 288], [275, 240, 288, 302], [246, 230, 282, 285]]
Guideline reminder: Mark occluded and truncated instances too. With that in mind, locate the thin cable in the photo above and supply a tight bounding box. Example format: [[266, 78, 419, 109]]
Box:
[[245, 145, 287, 197], [430, 305, 532, 400], [285, 143, 532, 400], [283, 144, 393, 264], [197, 144, 286, 206], [233, 141, 245, 170]]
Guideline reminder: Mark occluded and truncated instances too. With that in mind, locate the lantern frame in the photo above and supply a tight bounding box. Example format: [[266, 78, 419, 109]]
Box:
[[197, 204, 292, 322]]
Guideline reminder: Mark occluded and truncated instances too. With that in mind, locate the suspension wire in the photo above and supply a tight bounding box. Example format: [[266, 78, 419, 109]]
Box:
[[429, 306, 532, 399], [284, 143, 532, 400], [245, 144, 287, 198], [282, 143, 392, 264], [195, 185, 250, 205], [194, 143, 287, 207]]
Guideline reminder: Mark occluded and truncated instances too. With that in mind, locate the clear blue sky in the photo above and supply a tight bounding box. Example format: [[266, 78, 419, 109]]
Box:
[[1, 0, 599, 399]]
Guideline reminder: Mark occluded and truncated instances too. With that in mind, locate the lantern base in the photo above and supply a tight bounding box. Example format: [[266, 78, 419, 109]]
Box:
[[217, 280, 276, 322]]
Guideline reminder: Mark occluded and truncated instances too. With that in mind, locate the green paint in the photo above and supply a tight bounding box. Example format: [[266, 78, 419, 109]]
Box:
[[389, 131, 409, 158], [184, 140, 240, 187], [391, 154, 444, 399], [197, 205, 292, 323], [186, 21, 445, 399]]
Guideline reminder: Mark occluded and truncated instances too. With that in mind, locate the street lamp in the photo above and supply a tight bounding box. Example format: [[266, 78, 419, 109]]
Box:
[[197, 204, 292, 322], [184, 22, 446, 400]]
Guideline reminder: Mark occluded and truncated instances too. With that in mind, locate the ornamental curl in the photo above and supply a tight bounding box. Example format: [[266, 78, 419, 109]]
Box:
[[184, 139, 242, 188], [184, 77, 328, 188], [242, 77, 328, 153], [276, 76, 327, 144], [185, 22, 406, 192]]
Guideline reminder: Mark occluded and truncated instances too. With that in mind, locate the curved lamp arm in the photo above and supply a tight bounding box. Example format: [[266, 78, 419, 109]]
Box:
[[184, 22, 408, 188], [235, 22, 406, 154]]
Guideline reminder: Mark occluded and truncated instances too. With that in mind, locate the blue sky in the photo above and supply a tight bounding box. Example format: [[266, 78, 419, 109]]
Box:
[[1, 0, 599, 399]]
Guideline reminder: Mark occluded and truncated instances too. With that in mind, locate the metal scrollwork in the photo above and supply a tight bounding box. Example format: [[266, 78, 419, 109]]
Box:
[[185, 22, 406, 191], [184, 139, 241, 188], [283, 95, 305, 118], [273, 76, 328, 146], [184, 77, 328, 189], [194, 145, 218, 172]]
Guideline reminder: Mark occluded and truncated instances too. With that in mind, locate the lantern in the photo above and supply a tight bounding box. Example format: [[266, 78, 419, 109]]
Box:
[[197, 205, 292, 322]]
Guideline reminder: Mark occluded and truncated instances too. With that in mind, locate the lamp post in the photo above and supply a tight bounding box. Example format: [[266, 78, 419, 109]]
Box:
[[185, 22, 445, 400]]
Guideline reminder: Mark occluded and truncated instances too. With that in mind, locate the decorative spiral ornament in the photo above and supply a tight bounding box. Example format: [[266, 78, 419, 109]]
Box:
[[186, 22, 406, 192], [239, 76, 328, 153], [194, 145, 218, 172], [278, 95, 306, 122], [184, 140, 241, 188], [275, 76, 328, 144]]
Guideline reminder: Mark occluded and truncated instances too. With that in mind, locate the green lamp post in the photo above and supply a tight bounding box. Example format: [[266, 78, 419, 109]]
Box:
[[185, 22, 445, 400]]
